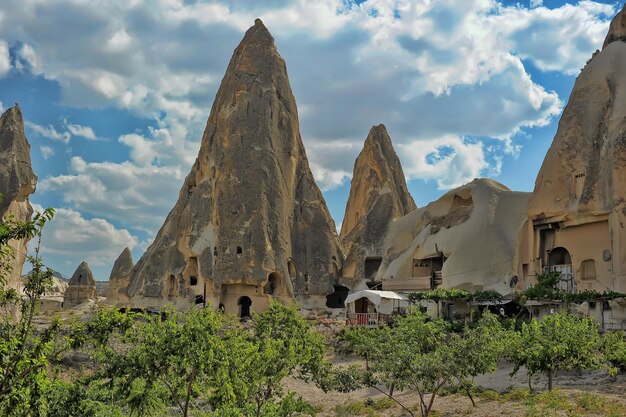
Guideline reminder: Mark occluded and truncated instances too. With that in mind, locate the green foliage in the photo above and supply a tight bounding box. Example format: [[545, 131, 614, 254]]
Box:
[[408, 288, 471, 302], [600, 330, 626, 369], [522, 272, 626, 303], [508, 311, 612, 391], [338, 311, 510, 417], [521, 272, 564, 301], [468, 290, 503, 303], [0, 208, 56, 416], [69, 300, 331, 417]]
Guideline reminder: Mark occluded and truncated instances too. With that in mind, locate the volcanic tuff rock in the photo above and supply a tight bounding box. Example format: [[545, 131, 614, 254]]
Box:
[[516, 5, 626, 294], [106, 248, 133, 306], [340, 125, 416, 284], [603, 4, 626, 49], [126, 19, 344, 310], [0, 105, 37, 296], [64, 261, 97, 308], [378, 179, 530, 294]]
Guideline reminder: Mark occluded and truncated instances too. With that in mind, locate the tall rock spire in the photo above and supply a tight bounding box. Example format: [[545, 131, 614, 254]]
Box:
[[106, 247, 133, 306], [516, 4, 626, 296], [603, 3, 626, 49], [126, 19, 344, 312], [340, 124, 416, 283], [0, 105, 37, 299]]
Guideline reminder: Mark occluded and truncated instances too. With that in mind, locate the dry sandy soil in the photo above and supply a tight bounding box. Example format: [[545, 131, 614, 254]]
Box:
[[285, 356, 626, 417]]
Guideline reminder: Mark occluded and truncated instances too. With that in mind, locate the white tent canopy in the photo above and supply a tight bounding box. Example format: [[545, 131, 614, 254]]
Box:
[[344, 290, 409, 315]]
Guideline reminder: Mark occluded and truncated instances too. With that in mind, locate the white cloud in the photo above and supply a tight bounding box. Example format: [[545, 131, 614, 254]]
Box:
[[40, 145, 54, 159], [1, 0, 616, 232], [31, 204, 138, 277], [39, 156, 185, 233], [26, 121, 71, 143], [531, 0, 543, 8], [399, 136, 488, 189], [0, 40, 10, 77], [15, 43, 40, 73], [26, 119, 97, 143], [64, 120, 97, 140], [495, 1, 616, 74]]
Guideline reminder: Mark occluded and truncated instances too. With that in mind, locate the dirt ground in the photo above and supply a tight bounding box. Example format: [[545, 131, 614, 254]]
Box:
[[284, 356, 626, 417]]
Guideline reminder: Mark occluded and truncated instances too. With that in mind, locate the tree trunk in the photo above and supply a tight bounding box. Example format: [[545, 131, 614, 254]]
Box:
[[548, 369, 553, 391], [389, 382, 395, 397], [465, 387, 476, 407], [528, 374, 533, 393]]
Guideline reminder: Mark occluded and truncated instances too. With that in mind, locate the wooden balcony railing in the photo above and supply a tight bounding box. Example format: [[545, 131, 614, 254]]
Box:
[[346, 312, 392, 327]]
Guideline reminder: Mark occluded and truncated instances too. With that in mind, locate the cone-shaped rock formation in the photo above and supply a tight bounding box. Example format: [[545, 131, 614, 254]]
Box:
[[603, 4, 626, 49], [126, 19, 344, 312], [340, 124, 416, 284], [106, 248, 133, 306], [64, 261, 97, 308], [516, 5, 626, 297], [0, 105, 37, 296]]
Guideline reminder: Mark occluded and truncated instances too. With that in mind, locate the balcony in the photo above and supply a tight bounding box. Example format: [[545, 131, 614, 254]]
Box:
[[346, 312, 392, 327]]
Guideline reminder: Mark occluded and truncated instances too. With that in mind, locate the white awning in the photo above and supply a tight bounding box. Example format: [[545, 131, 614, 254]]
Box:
[[344, 290, 409, 314]]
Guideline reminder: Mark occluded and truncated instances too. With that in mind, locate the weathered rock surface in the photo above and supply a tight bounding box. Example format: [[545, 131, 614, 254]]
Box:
[[106, 248, 133, 306], [340, 124, 415, 285], [0, 105, 37, 296], [603, 4, 626, 49], [126, 19, 344, 312], [516, 8, 626, 301], [63, 261, 97, 308], [378, 179, 530, 294]]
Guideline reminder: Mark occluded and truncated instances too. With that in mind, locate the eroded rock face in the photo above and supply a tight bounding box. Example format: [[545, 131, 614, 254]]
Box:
[[516, 9, 626, 301], [63, 261, 97, 308], [379, 179, 530, 294], [0, 105, 37, 296], [106, 248, 133, 306], [126, 19, 344, 312], [340, 124, 415, 285], [603, 4, 626, 49]]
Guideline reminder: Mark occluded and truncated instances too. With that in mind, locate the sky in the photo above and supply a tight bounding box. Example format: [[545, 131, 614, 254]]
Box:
[[0, 0, 621, 280]]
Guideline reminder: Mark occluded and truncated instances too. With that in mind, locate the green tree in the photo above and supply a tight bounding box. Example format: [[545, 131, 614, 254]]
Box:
[[73, 300, 331, 417], [509, 311, 609, 391], [339, 311, 508, 417], [0, 208, 56, 416]]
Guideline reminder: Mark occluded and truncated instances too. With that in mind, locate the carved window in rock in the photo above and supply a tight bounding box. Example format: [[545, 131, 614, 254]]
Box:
[[264, 272, 280, 295], [574, 172, 586, 200], [580, 259, 597, 281], [236, 246, 243, 255], [189, 276, 198, 286]]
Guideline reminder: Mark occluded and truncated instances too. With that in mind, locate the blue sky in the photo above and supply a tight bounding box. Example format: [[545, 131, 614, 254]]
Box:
[[0, 0, 620, 279]]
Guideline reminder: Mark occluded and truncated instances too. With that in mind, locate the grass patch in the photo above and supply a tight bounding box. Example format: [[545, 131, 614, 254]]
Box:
[[574, 392, 626, 417], [333, 398, 395, 417]]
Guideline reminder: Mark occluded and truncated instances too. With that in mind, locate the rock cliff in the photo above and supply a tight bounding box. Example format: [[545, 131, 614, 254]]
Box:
[[126, 19, 344, 311], [0, 105, 37, 296], [63, 261, 97, 308], [340, 124, 415, 285]]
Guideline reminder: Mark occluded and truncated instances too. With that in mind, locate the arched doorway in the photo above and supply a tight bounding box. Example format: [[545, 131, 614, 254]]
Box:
[[546, 247, 574, 293], [238, 296, 252, 318], [548, 247, 572, 266]]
